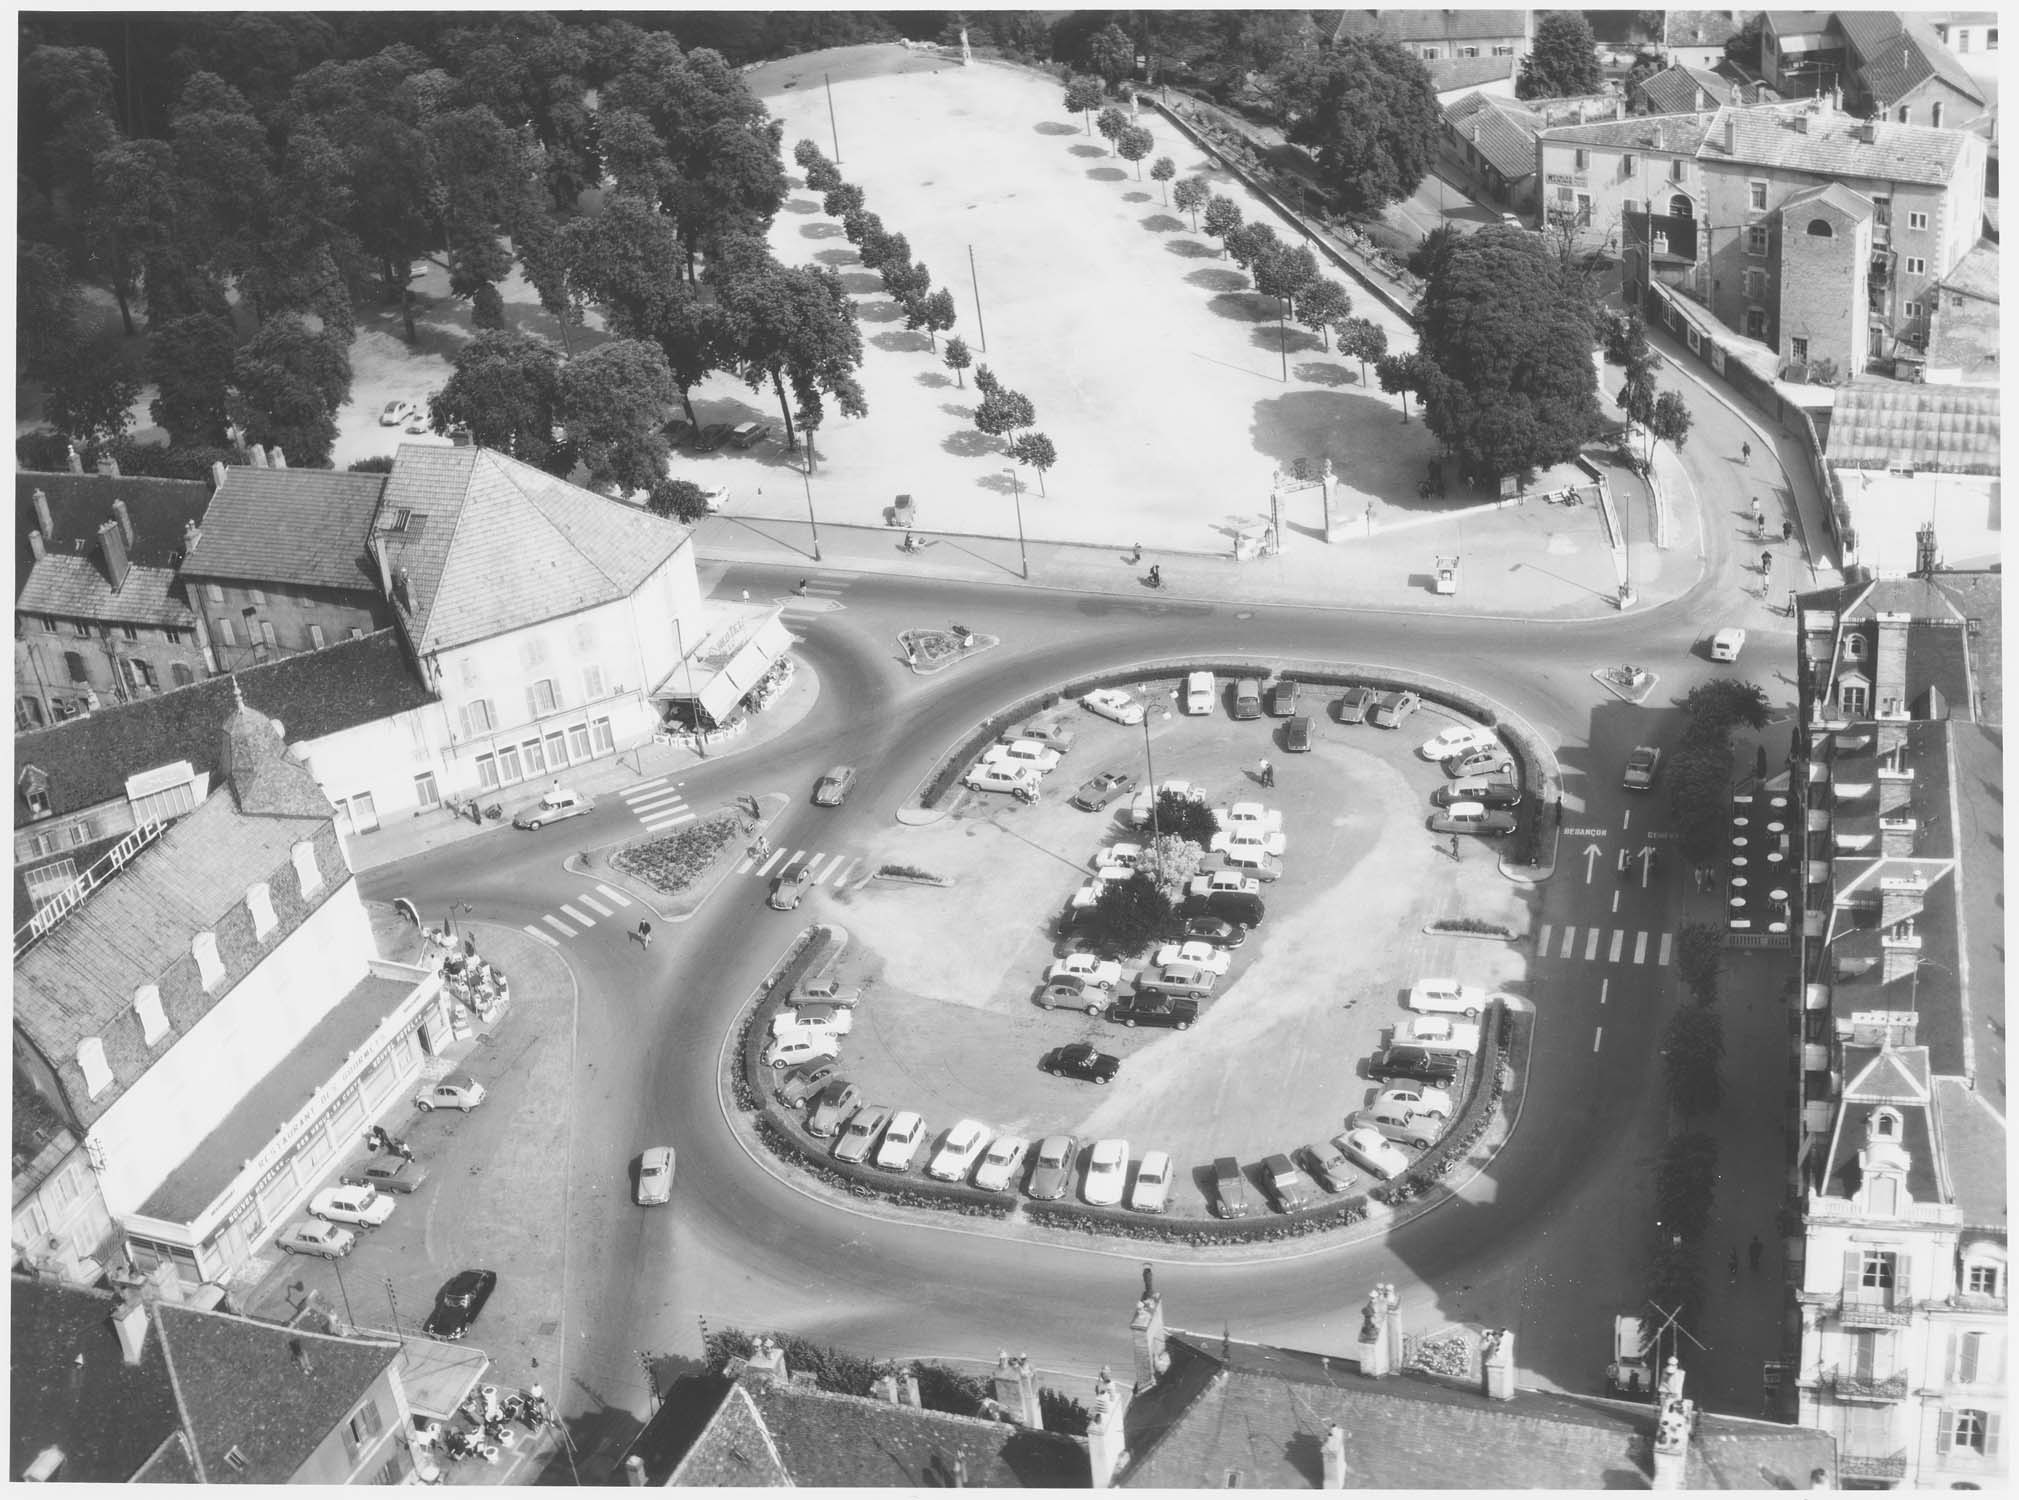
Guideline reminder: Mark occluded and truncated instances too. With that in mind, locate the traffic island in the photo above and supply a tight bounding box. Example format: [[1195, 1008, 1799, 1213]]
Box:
[[1592, 665, 1660, 704], [570, 793, 791, 922], [900, 625, 998, 674]]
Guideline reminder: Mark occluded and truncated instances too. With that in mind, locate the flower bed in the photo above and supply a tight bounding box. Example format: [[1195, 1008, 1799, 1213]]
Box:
[[875, 864, 950, 886], [1024, 1194, 1368, 1245], [613, 810, 746, 894]]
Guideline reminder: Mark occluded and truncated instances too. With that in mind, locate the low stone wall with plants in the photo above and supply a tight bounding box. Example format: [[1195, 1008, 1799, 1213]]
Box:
[[614, 809, 747, 893], [1025, 1192, 1369, 1245], [753, 1115, 1015, 1219], [1370, 1001, 1523, 1206]]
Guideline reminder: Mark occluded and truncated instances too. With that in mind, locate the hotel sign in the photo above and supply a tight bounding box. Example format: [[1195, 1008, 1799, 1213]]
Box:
[[1546, 172, 1587, 187]]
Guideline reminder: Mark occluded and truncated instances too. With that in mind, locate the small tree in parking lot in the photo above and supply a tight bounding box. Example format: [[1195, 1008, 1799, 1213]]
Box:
[[1149, 791, 1220, 848], [1092, 871, 1174, 954]]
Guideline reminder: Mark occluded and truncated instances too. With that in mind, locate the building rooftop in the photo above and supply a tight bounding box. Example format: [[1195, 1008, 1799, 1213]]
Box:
[[1827, 383, 2001, 474], [1834, 10, 1984, 108], [1821, 1047, 1942, 1203], [137, 969, 418, 1222], [16, 553, 197, 629], [1333, 10, 1528, 46], [1698, 102, 1976, 186], [1937, 243, 1999, 303], [1925, 574, 2001, 723], [1781, 179, 1874, 220], [1666, 10, 1748, 49], [13, 629, 434, 823], [13, 471, 210, 602], [1444, 93, 1544, 180], [1540, 110, 1719, 153], [1636, 64, 1736, 115], [1932, 1077, 2005, 1231], [1764, 12, 1836, 41], [182, 467, 388, 593]]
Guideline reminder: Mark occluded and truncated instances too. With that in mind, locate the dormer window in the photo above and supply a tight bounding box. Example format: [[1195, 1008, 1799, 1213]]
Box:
[[134, 984, 168, 1046], [1964, 1262, 2000, 1297], [77, 1038, 112, 1098], [20, 768, 52, 820], [246, 882, 276, 940], [1843, 633, 1867, 661], [193, 931, 225, 991], [292, 840, 322, 897], [1872, 1107, 1900, 1138]]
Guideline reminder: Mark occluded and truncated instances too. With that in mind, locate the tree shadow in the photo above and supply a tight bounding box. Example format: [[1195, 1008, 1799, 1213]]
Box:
[[1035, 120, 1080, 136], [1140, 213, 1185, 233], [975, 469, 1020, 495], [1294, 361, 1352, 387], [916, 370, 953, 388], [1247, 323, 1323, 356], [870, 328, 930, 353], [1069, 143, 1107, 158], [783, 198, 819, 215], [839, 271, 882, 295], [1206, 292, 1269, 322], [941, 402, 978, 420], [799, 221, 842, 239], [1086, 166, 1127, 182], [942, 428, 999, 458], [1186, 266, 1248, 293], [1122, 190, 1152, 203], [813, 247, 858, 266], [1165, 237, 1219, 258], [854, 300, 905, 323]]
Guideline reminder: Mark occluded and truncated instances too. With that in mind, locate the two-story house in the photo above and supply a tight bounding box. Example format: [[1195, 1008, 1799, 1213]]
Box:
[[179, 464, 395, 671], [11, 693, 446, 1286], [1333, 9, 1531, 98], [14, 473, 213, 729], [1660, 10, 1750, 73], [1817, 11, 1987, 131], [1535, 111, 1720, 252]]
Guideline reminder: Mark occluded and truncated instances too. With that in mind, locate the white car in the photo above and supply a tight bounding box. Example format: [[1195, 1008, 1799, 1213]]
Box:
[[1406, 977, 1487, 1020], [965, 761, 1042, 796], [309, 1186, 396, 1229], [1152, 941, 1232, 976], [769, 1004, 855, 1037], [927, 1119, 991, 1181], [1211, 826, 1287, 858], [1094, 842, 1143, 873], [1083, 1138, 1131, 1206], [379, 399, 420, 427], [1403, 1014, 1482, 1053], [763, 1028, 841, 1071], [1419, 724, 1499, 761], [514, 787, 594, 829], [1081, 687, 1146, 725], [1219, 802, 1284, 833], [1187, 870, 1261, 899], [1049, 954, 1122, 990], [1375, 1085, 1456, 1121], [981, 738, 1062, 775], [1183, 671, 1215, 715], [1339, 1127, 1411, 1181], [874, 1111, 929, 1171], [972, 1133, 1029, 1192], [636, 1147, 676, 1205], [1128, 1149, 1174, 1213], [1130, 779, 1203, 827]]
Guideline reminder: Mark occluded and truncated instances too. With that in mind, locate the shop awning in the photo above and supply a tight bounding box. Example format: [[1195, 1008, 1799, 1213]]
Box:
[[650, 602, 792, 723]]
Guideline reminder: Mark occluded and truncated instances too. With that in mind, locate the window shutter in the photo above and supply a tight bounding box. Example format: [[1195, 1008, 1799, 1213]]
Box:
[[1894, 1254, 1912, 1303], [1957, 1331, 1978, 1384], [1937, 1410, 1955, 1453], [526, 685, 539, 722], [360, 1399, 383, 1437], [1986, 1413, 2001, 1455], [1844, 1249, 1864, 1290]]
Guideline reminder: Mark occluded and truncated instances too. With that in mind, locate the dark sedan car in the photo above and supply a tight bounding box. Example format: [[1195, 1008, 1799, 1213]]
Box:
[[813, 765, 858, 806], [1211, 1156, 1252, 1218], [340, 1154, 430, 1195], [691, 422, 735, 452], [1041, 1043, 1121, 1085], [1071, 769, 1137, 811], [1266, 679, 1300, 717], [1283, 715, 1312, 753], [1107, 992, 1199, 1030], [1367, 1044, 1462, 1088], [1430, 779, 1523, 809], [1176, 916, 1247, 948], [775, 1058, 839, 1108], [1334, 686, 1375, 724], [423, 1269, 497, 1340], [806, 1079, 862, 1137]]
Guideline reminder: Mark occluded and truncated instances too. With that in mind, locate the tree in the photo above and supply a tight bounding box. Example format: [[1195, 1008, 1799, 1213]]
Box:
[[1254, 243, 1319, 314], [792, 138, 826, 171], [1286, 37, 1441, 215], [1150, 155, 1176, 204], [822, 181, 865, 220], [1406, 223, 1458, 279], [708, 240, 868, 458], [1009, 431, 1058, 495], [974, 388, 1035, 438], [1412, 225, 1604, 482], [431, 329, 572, 473], [1201, 194, 1244, 256], [907, 287, 958, 351], [1376, 346, 1433, 421], [229, 313, 350, 467], [1661, 1005, 1726, 1117], [1653, 1132, 1721, 1243], [1095, 105, 1128, 155], [1519, 12, 1603, 99], [1091, 872, 1173, 956], [1117, 124, 1155, 178], [942, 334, 973, 387], [556, 337, 677, 494], [1138, 831, 1206, 898], [1086, 21, 1134, 86], [1338, 317, 1388, 383], [1149, 792, 1220, 848], [147, 313, 237, 448], [972, 363, 1001, 397], [42, 342, 142, 450], [1647, 390, 1693, 467], [1297, 279, 1353, 350], [647, 477, 714, 523], [1063, 75, 1104, 134], [1683, 679, 1771, 739], [1172, 176, 1208, 230], [1674, 923, 1725, 1006], [803, 158, 843, 195]]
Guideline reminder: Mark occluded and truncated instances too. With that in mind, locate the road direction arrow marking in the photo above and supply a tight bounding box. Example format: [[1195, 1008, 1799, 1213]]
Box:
[[1583, 843, 1604, 882]]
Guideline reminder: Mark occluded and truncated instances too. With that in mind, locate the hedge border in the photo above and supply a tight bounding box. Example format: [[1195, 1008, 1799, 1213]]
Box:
[[1024, 1192, 1370, 1246], [1370, 1001, 1522, 1205]]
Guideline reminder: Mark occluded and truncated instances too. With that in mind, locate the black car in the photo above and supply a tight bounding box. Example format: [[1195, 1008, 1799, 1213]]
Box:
[[692, 422, 735, 452], [664, 417, 696, 448], [1181, 889, 1266, 928], [1430, 779, 1523, 809], [1367, 1044, 1461, 1088], [1107, 992, 1199, 1029], [1334, 686, 1374, 724], [1211, 1156, 1252, 1218], [1071, 769, 1137, 812], [1267, 679, 1300, 717], [1283, 715, 1312, 753], [424, 1269, 497, 1340], [1041, 1043, 1121, 1084], [1176, 916, 1247, 949]]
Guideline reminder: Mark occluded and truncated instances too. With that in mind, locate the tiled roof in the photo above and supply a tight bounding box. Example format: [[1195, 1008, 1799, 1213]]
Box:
[[1666, 10, 1746, 49], [1636, 64, 1736, 115], [1836, 11, 1984, 107], [15, 552, 196, 628], [13, 629, 434, 820], [1334, 10, 1527, 45], [14, 471, 211, 595], [1933, 1078, 2006, 1230], [1697, 103, 1973, 186], [1937, 243, 1999, 301], [1540, 111, 1717, 152], [374, 445, 690, 655], [182, 467, 387, 592], [1118, 1333, 1835, 1488], [1928, 574, 2001, 723], [9, 1277, 187, 1482], [1427, 54, 1520, 95], [1780, 180, 1875, 220], [1823, 1047, 1941, 1202], [1827, 383, 2001, 473], [1445, 93, 1544, 180]]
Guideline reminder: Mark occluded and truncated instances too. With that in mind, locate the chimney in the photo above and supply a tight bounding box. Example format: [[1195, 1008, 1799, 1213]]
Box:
[[623, 1455, 647, 1486], [100, 457, 121, 478], [1792, 113, 1808, 133], [1695, 87, 1708, 111], [66, 445, 83, 474], [1651, 1358, 1693, 1489], [111, 1298, 149, 1366], [1130, 1268, 1168, 1392], [271, 447, 288, 469], [1481, 1329, 1517, 1400], [902, 1371, 921, 1407], [394, 566, 412, 611], [1723, 116, 1736, 153], [29, 530, 46, 561], [1874, 612, 1910, 707], [991, 1351, 1043, 1428], [33, 488, 54, 536], [249, 446, 269, 469], [112, 498, 134, 546], [953, 1456, 968, 1487], [739, 1334, 787, 1384], [872, 1373, 901, 1404], [1320, 1424, 1346, 1488], [184, 518, 202, 557], [98, 519, 131, 591], [211, 460, 227, 488], [1085, 1367, 1130, 1489], [1354, 1285, 1398, 1378]]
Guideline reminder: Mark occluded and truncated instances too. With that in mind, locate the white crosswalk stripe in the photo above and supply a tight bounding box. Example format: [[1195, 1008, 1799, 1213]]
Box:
[[1608, 929, 1625, 963], [621, 776, 695, 832], [542, 914, 576, 937], [822, 857, 860, 885], [1632, 931, 1649, 965], [1584, 927, 1601, 961], [524, 925, 560, 947], [1539, 924, 1676, 967], [595, 883, 631, 907], [1657, 932, 1673, 966], [639, 807, 697, 832], [560, 903, 595, 927], [578, 894, 613, 917]]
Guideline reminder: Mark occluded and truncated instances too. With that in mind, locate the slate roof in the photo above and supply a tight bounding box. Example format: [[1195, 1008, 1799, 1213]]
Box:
[[15, 552, 196, 628], [1835, 10, 1984, 106], [1937, 243, 1999, 301], [1927, 573, 2001, 723], [1636, 64, 1736, 115], [1116, 1333, 1836, 1488], [181, 467, 387, 593], [14, 471, 210, 598], [1826, 383, 2001, 473], [374, 445, 689, 655], [8, 1277, 401, 1484], [1444, 93, 1544, 179], [1932, 1078, 2006, 1230], [1822, 1046, 1942, 1202], [13, 629, 434, 821], [1334, 10, 1528, 46], [1540, 111, 1718, 153], [1697, 103, 1974, 186], [1781, 179, 1875, 220], [1666, 10, 1747, 49]]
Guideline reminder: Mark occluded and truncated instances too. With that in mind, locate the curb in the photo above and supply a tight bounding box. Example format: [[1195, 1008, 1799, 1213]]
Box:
[[575, 794, 790, 924]]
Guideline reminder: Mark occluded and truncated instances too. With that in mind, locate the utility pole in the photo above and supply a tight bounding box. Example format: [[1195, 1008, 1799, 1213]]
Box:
[[967, 245, 988, 353], [824, 73, 841, 163]]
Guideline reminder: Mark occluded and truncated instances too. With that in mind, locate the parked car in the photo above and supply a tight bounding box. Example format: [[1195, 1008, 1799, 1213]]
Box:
[[790, 975, 862, 1008], [1210, 825, 1286, 858], [983, 738, 1063, 776], [1176, 916, 1248, 948], [833, 1105, 893, 1164], [341, 1155, 430, 1195], [1339, 1127, 1411, 1181], [778, 1002, 854, 1035], [1408, 977, 1486, 1019], [728, 420, 770, 448], [514, 787, 595, 829], [776, 1059, 840, 1107], [1072, 770, 1137, 810], [1709, 626, 1746, 662], [1302, 1138, 1357, 1194], [1181, 888, 1267, 928], [1129, 1149, 1174, 1213], [874, 1111, 928, 1171], [1348, 1104, 1441, 1151], [965, 761, 1042, 797], [1428, 801, 1517, 837], [1183, 671, 1216, 715], [1107, 991, 1199, 1029], [1095, 842, 1143, 874], [1135, 962, 1217, 999], [1187, 871, 1260, 900], [1151, 940, 1231, 976], [805, 1079, 863, 1137], [415, 1072, 486, 1112], [928, 1118, 990, 1181], [1623, 745, 1662, 791], [423, 1269, 497, 1339], [1007, 716, 1077, 753], [1283, 715, 1313, 753], [1334, 686, 1375, 724], [1367, 1043, 1462, 1088], [1432, 777, 1523, 809], [768, 864, 817, 911], [310, 1185, 395, 1229], [1211, 1156, 1252, 1218], [663, 417, 696, 448], [379, 399, 420, 427], [1083, 1138, 1131, 1206], [1443, 745, 1514, 780], [1403, 1014, 1482, 1053], [1080, 687, 1145, 725], [276, 1220, 355, 1259], [1129, 779, 1205, 828], [692, 422, 735, 452], [1041, 1043, 1120, 1085], [1374, 1084, 1456, 1121], [403, 410, 433, 436], [1027, 1134, 1078, 1199], [1220, 802, 1283, 834], [763, 1028, 840, 1071], [813, 766, 858, 806], [1370, 690, 1420, 727], [636, 1147, 676, 1205], [1038, 975, 1100, 1015], [972, 1134, 1029, 1192], [1049, 954, 1122, 990], [1261, 1152, 1314, 1213], [1232, 679, 1263, 720], [1266, 679, 1300, 717], [1419, 725, 1498, 761]]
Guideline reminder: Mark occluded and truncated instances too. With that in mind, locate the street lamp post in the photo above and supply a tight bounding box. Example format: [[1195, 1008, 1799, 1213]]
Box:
[[800, 454, 823, 563], [1005, 468, 1028, 580], [1141, 710, 1161, 845]]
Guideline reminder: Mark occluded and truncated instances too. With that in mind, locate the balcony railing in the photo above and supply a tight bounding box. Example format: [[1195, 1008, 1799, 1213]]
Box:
[[1838, 1295, 1916, 1328], [1821, 1366, 1910, 1402], [1838, 1449, 1908, 1481]]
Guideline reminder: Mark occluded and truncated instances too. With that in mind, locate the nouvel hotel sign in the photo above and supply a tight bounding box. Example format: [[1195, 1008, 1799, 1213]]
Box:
[[1546, 172, 1587, 187]]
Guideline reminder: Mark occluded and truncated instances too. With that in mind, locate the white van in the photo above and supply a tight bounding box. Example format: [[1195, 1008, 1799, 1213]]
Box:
[[1709, 627, 1747, 662], [1184, 671, 1215, 715]]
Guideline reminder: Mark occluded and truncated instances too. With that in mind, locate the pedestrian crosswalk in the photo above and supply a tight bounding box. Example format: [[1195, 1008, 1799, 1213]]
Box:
[[777, 572, 851, 612], [621, 776, 695, 834], [524, 882, 634, 945], [737, 846, 863, 889], [1536, 924, 1674, 967]]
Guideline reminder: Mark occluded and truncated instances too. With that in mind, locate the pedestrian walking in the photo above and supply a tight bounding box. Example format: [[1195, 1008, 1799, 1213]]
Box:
[[1781, 519, 1794, 544], [1129, 542, 1142, 564], [1748, 1234, 1764, 1271], [1449, 833, 1462, 861], [1256, 757, 1274, 788], [636, 920, 653, 951], [756, 834, 770, 857], [794, 578, 809, 596], [1741, 441, 1752, 463]]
